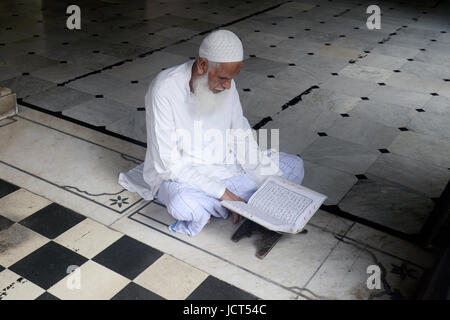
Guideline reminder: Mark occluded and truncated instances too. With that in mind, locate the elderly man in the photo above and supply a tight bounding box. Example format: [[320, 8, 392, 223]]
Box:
[[119, 30, 305, 236]]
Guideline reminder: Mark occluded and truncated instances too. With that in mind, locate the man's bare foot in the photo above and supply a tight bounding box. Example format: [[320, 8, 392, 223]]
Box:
[[207, 219, 211, 225]]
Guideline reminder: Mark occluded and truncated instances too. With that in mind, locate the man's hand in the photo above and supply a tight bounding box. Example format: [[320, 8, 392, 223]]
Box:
[[220, 188, 245, 224]]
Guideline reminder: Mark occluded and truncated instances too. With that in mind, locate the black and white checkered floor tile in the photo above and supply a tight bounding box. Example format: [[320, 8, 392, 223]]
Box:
[[0, 179, 257, 300]]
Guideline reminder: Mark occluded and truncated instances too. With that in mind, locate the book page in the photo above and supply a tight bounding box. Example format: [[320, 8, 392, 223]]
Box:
[[247, 175, 327, 231]]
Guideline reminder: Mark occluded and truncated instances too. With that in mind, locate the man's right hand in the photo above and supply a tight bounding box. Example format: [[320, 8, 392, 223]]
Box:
[[219, 188, 246, 224]]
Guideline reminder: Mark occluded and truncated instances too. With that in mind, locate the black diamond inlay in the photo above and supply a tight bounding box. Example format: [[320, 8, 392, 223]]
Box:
[[95, 94, 104, 98], [243, 88, 251, 92], [393, 70, 401, 73], [340, 113, 350, 117], [131, 80, 139, 84], [307, 52, 314, 55], [378, 82, 386, 86], [416, 108, 425, 112], [289, 63, 296, 66], [399, 127, 409, 131], [317, 132, 327, 136], [331, 72, 338, 76], [267, 75, 275, 78], [355, 174, 368, 180], [430, 92, 439, 96], [379, 148, 390, 153], [361, 97, 369, 100]]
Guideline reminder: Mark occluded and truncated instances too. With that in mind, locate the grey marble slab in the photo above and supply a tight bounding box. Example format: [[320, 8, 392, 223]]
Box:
[[368, 85, 431, 109], [301, 136, 380, 174], [136, 52, 188, 75], [400, 60, 450, 80], [326, 115, 400, 150], [241, 56, 289, 76], [305, 237, 426, 300], [62, 98, 132, 127], [367, 153, 450, 198], [292, 54, 349, 83], [349, 100, 415, 128], [339, 64, 393, 83], [105, 83, 147, 109], [370, 44, 421, 59], [0, 65, 21, 81], [423, 96, 450, 117], [408, 110, 450, 141], [106, 111, 147, 143], [301, 160, 358, 206], [261, 119, 320, 155], [0, 75, 54, 99], [388, 131, 450, 169], [31, 63, 92, 84], [345, 223, 437, 269], [301, 88, 361, 114], [320, 75, 379, 97], [355, 53, 407, 70], [0, 53, 58, 73], [23, 86, 94, 113], [66, 73, 129, 96], [238, 86, 288, 117], [338, 174, 434, 235], [273, 66, 321, 91], [413, 50, 450, 69]]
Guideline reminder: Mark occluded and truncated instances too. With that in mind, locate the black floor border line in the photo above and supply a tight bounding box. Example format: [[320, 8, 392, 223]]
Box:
[[0, 159, 143, 215], [149, 194, 434, 256], [127, 210, 312, 300], [321, 204, 422, 244], [14, 101, 436, 247], [15, 113, 144, 163], [56, 0, 291, 87], [135, 207, 429, 271]]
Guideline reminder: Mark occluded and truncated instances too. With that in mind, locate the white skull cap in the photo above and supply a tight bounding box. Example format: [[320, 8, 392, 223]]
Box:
[[199, 29, 243, 63]]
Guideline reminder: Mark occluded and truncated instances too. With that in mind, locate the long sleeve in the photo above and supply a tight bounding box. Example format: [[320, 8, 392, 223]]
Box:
[[146, 90, 227, 199], [229, 83, 283, 186]]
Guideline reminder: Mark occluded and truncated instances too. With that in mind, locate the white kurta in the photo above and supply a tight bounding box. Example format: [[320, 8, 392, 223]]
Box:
[[124, 60, 282, 201]]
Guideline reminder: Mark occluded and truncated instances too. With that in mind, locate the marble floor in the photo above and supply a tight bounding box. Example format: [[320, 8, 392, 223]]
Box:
[[1, 0, 449, 300]]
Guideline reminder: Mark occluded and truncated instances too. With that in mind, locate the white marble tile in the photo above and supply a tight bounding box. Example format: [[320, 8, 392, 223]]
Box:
[[54, 218, 123, 259], [0, 189, 51, 222], [110, 207, 296, 299], [48, 260, 129, 300], [0, 269, 45, 300], [134, 254, 208, 300], [105, 83, 147, 109]]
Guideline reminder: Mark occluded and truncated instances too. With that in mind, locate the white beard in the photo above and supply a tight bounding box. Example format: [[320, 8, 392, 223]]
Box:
[[190, 73, 229, 115]]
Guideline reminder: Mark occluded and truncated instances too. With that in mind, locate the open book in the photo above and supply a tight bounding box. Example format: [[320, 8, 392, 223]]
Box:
[[220, 176, 327, 234]]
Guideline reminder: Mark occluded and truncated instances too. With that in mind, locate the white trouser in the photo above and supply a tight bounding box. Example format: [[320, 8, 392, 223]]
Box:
[[156, 152, 305, 236]]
